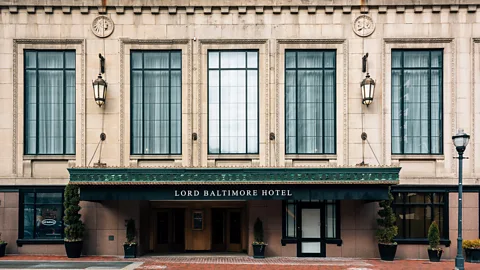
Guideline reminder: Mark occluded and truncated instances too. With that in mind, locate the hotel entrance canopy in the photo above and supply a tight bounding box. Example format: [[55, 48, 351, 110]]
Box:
[[68, 167, 401, 201]]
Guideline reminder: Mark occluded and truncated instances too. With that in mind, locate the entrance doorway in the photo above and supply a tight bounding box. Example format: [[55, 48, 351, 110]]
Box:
[[297, 204, 326, 257], [211, 209, 242, 252], [155, 208, 185, 252]]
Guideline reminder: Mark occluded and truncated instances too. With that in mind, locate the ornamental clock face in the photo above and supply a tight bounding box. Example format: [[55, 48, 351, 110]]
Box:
[[353, 15, 375, 37], [91, 16, 115, 38]]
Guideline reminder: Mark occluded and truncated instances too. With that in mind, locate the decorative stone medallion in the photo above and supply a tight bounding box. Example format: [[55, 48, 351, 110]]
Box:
[[353, 15, 375, 37], [91, 16, 115, 38]]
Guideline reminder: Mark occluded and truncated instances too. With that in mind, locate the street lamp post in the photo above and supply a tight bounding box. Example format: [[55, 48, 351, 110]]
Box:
[[452, 129, 470, 270]]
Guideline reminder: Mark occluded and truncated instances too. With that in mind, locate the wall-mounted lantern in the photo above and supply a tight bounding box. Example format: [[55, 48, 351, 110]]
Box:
[[92, 54, 107, 107], [360, 73, 375, 106]]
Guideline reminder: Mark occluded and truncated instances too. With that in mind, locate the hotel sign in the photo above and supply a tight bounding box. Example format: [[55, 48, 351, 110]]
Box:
[[175, 189, 293, 198]]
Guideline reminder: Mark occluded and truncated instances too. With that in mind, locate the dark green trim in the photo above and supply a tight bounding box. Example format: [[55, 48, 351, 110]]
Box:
[[16, 239, 64, 247], [68, 167, 400, 184], [395, 239, 451, 247], [391, 49, 443, 155], [130, 50, 182, 155], [285, 50, 337, 155], [391, 185, 480, 192]]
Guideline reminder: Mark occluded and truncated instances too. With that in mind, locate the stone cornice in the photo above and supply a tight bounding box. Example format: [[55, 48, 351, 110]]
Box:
[[0, 1, 478, 14]]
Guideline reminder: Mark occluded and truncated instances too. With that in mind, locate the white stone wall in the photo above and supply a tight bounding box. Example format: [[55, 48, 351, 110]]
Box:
[[0, 1, 479, 186]]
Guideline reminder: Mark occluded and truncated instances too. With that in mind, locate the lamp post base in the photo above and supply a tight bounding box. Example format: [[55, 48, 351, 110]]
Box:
[[455, 256, 464, 270]]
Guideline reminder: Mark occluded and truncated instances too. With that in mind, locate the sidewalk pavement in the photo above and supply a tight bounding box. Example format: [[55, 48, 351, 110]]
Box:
[[1, 255, 478, 270]]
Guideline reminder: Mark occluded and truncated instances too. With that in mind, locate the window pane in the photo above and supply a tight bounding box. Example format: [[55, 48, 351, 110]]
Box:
[[65, 52, 76, 69], [286, 51, 335, 154], [286, 203, 296, 238], [36, 193, 62, 204], [209, 51, 258, 154], [130, 51, 181, 155], [25, 51, 37, 68], [35, 204, 63, 239], [391, 50, 443, 154], [23, 205, 34, 239], [326, 203, 336, 238]]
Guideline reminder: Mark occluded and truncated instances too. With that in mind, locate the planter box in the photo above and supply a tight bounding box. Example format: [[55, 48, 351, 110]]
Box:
[[65, 241, 83, 258], [124, 244, 137, 258], [378, 243, 397, 261], [465, 248, 480, 263], [252, 244, 266, 258], [0, 243, 7, 257], [427, 248, 443, 262]]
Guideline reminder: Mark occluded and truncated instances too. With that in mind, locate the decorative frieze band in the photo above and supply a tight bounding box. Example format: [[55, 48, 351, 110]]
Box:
[[3, 5, 479, 14]]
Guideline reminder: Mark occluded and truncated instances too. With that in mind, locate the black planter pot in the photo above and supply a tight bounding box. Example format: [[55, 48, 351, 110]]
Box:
[[252, 244, 266, 258], [465, 248, 480, 263], [0, 243, 7, 257], [378, 243, 397, 261], [65, 241, 83, 258], [124, 244, 137, 258], [427, 248, 443, 262]]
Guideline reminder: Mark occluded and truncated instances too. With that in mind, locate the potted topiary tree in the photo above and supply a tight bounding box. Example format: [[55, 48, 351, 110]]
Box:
[[252, 218, 267, 258], [463, 239, 480, 263], [427, 221, 443, 262], [63, 184, 85, 258], [376, 190, 398, 261], [0, 232, 7, 257], [123, 218, 137, 258]]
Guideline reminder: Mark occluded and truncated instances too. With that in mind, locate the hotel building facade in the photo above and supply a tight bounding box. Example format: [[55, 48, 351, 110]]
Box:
[[0, 0, 480, 259]]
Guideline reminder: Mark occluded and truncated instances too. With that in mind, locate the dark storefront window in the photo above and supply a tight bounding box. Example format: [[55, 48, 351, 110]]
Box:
[[285, 50, 336, 154], [391, 50, 443, 155], [20, 190, 64, 240], [392, 192, 448, 241]]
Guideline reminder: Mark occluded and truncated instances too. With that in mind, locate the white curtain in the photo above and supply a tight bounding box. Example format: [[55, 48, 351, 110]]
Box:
[[25, 51, 75, 154], [286, 51, 335, 154], [208, 51, 258, 154], [131, 51, 182, 155], [392, 51, 442, 154]]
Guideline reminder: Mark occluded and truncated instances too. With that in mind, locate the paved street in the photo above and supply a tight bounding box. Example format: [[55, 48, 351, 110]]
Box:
[[0, 255, 479, 270]]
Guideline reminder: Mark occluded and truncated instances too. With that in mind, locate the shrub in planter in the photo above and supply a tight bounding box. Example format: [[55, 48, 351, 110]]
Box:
[[0, 232, 7, 257], [63, 184, 85, 258], [123, 218, 137, 258], [427, 221, 443, 262], [252, 218, 267, 258], [463, 239, 480, 263], [376, 190, 398, 261]]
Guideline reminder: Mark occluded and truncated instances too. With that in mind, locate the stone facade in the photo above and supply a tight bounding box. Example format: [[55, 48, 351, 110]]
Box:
[[0, 0, 479, 259]]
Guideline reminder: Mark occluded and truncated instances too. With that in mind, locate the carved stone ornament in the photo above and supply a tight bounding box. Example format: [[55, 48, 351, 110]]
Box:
[[91, 16, 115, 38], [353, 15, 375, 37]]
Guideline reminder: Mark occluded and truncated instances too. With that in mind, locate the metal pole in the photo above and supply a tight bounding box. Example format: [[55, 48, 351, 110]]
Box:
[[455, 151, 464, 270]]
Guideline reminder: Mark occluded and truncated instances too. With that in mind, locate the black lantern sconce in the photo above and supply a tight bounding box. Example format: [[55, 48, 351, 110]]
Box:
[[360, 53, 376, 106], [92, 54, 107, 107]]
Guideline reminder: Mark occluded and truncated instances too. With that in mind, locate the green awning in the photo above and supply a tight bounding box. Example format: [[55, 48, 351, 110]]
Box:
[[68, 167, 400, 185]]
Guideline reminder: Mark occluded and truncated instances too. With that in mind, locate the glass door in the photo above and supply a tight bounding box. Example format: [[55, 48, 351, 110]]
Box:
[[297, 206, 326, 257]]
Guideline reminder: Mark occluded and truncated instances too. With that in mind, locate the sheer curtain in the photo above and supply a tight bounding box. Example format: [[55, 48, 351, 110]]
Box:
[[131, 51, 181, 155], [208, 51, 258, 154], [286, 51, 335, 154], [392, 50, 442, 154], [25, 51, 75, 155]]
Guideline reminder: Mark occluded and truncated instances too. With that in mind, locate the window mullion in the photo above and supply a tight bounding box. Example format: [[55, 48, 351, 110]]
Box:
[[168, 52, 172, 155]]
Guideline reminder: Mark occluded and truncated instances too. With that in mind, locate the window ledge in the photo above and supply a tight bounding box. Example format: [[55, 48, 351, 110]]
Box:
[[17, 239, 64, 247], [207, 154, 259, 160], [285, 154, 337, 160], [23, 155, 75, 161], [281, 238, 297, 246], [130, 155, 182, 160], [395, 239, 451, 247], [391, 155, 444, 161]]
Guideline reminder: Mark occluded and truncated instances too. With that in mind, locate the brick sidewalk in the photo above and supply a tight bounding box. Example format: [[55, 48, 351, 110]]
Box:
[[1, 255, 479, 269]]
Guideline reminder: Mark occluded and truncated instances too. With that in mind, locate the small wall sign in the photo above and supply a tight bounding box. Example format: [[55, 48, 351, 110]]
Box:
[[192, 210, 204, 230]]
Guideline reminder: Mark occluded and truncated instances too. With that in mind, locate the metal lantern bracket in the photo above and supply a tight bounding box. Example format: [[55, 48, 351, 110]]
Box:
[[99, 53, 105, 74]]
